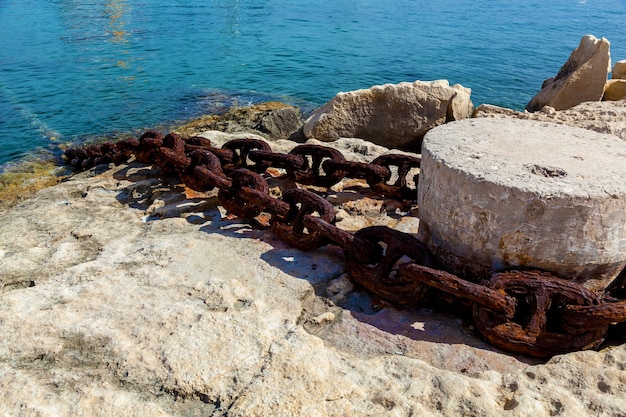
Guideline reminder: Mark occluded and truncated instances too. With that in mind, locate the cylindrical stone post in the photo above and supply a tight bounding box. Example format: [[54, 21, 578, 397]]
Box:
[[417, 118, 626, 291]]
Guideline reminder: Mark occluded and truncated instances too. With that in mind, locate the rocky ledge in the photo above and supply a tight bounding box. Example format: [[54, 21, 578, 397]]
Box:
[[1, 129, 626, 416]]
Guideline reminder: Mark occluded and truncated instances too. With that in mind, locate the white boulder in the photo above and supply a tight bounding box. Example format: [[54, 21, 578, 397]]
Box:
[[612, 59, 626, 79], [303, 80, 473, 151]]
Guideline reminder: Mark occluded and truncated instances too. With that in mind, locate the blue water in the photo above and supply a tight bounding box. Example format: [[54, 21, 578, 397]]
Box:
[[2, 0, 626, 169]]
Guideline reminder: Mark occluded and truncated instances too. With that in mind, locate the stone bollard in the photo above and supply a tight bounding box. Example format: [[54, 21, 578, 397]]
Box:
[[417, 118, 626, 291]]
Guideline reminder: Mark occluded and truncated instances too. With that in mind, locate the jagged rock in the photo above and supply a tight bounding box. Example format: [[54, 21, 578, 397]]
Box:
[[603, 79, 626, 101], [1, 133, 625, 416], [526, 35, 611, 112], [302, 80, 473, 151], [175, 102, 303, 139], [473, 100, 626, 141], [612, 59, 626, 79]]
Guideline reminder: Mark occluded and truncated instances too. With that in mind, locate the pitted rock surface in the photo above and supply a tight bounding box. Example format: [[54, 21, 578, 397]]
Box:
[[1, 134, 625, 416]]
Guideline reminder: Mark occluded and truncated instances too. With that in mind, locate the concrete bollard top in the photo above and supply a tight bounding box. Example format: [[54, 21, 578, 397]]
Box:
[[418, 118, 626, 290]]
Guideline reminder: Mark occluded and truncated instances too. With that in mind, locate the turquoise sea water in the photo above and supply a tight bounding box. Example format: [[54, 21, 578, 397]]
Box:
[[1, 0, 626, 168]]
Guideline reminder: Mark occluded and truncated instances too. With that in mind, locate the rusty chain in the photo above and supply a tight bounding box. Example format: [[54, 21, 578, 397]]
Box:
[[64, 131, 626, 358]]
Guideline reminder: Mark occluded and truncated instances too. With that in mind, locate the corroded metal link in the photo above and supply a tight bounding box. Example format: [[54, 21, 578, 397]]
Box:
[[367, 154, 421, 200], [343, 226, 435, 306], [154, 147, 191, 175], [322, 160, 390, 184], [239, 186, 290, 218], [563, 301, 626, 329], [301, 215, 382, 261], [248, 149, 306, 171], [109, 138, 139, 164], [270, 188, 336, 251], [96, 142, 117, 165], [66, 137, 139, 168], [65, 147, 89, 167], [206, 146, 235, 169], [89, 144, 111, 168], [286, 144, 348, 187], [181, 150, 224, 192], [221, 138, 272, 173], [472, 270, 608, 358], [194, 165, 232, 192], [604, 264, 626, 299], [153, 133, 189, 175], [135, 130, 164, 163], [218, 168, 269, 218], [117, 137, 140, 151], [398, 263, 516, 318], [183, 136, 213, 154], [66, 147, 90, 169]]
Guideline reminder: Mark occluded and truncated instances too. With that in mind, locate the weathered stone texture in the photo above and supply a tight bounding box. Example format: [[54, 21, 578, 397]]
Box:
[[612, 59, 626, 79], [526, 35, 611, 112], [175, 102, 303, 139], [302, 80, 473, 151], [473, 100, 626, 141], [418, 118, 626, 290], [603, 79, 626, 101]]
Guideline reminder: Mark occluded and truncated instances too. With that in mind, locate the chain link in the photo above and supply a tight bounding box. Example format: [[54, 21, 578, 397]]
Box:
[[64, 132, 626, 358]]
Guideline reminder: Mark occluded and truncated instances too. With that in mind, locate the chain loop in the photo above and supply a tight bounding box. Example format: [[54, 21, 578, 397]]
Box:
[[367, 154, 421, 200], [322, 159, 390, 185], [154, 133, 188, 175], [183, 136, 213, 154], [221, 138, 272, 173], [218, 168, 269, 218], [270, 188, 336, 251], [472, 270, 608, 357], [111, 138, 139, 164], [181, 150, 224, 192], [135, 130, 164, 163], [286, 144, 348, 187], [563, 300, 626, 330], [248, 149, 306, 171], [300, 215, 377, 259], [398, 263, 517, 318], [238, 186, 290, 218]]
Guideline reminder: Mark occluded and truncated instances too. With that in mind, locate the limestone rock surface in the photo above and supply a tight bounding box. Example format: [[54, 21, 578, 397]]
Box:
[[612, 59, 626, 79], [603, 79, 626, 101], [474, 100, 626, 141], [526, 35, 611, 112], [302, 80, 473, 151], [1, 133, 625, 416]]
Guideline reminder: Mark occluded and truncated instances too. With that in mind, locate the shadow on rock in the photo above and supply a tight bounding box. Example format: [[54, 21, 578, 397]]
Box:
[[108, 161, 539, 368]]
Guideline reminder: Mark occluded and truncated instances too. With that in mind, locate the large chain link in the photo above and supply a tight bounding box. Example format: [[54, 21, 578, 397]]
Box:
[[64, 132, 626, 358]]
